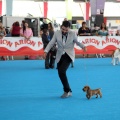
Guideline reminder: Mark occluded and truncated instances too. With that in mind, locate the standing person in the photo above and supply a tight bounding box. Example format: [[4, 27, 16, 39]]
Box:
[[42, 29, 50, 68], [48, 22, 57, 68], [20, 21, 33, 60], [42, 28, 56, 69], [0, 22, 6, 60], [48, 22, 54, 39], [44, 21, 86, 98]]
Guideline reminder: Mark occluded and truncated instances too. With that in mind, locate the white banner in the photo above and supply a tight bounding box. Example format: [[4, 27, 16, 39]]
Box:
[[75, 36, 120, 50], [0, 36, 119, 51], [0, 37, 43, 51]]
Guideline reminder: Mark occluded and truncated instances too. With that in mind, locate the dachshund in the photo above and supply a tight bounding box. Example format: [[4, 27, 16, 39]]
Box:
[[82, 86, 102, 99]]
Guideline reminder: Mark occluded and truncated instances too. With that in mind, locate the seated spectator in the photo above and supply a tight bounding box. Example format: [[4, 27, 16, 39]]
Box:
[[78, 22, 91, 57], [97, 23, 109, 57], [10, 21, 21, 37], [91, 24, 99, 36], [0, 22, 6, 60], [78, 22, 91, 36], [97, 23, 109, 36]]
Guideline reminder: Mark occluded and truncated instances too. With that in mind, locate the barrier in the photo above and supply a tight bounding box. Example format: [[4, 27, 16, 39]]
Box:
[[0, 37, 44, 56], [0, 36, 119, 56]]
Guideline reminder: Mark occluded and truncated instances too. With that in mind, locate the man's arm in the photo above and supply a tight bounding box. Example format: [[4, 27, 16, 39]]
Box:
[[73, 32, 86, 51]]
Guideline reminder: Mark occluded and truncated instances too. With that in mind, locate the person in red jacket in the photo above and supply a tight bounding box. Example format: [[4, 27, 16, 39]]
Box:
[[10, 21, 21, 37]]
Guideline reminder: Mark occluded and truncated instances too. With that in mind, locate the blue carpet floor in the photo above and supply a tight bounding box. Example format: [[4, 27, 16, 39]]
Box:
[[0, 58, 120, 120]]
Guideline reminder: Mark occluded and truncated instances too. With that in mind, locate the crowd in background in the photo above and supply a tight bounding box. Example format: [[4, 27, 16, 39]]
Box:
[[1, 18, 120, 68]]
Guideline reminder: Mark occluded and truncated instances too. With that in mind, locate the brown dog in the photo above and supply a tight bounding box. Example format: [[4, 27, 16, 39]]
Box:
[[82, 86, 102, 99]]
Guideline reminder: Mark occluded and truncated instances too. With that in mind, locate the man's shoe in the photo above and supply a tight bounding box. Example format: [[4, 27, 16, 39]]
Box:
[[61, 92, 72, 98]]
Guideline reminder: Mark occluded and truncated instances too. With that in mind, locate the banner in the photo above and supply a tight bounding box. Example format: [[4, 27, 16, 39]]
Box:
[[0, 37, 43, 56], [75, 36, 118, 54], [0, 36, 119, 56]]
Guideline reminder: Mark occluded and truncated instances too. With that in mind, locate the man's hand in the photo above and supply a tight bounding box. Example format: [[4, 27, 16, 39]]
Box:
[[83, 47, 87, 52], [43, 52, 47, 59]]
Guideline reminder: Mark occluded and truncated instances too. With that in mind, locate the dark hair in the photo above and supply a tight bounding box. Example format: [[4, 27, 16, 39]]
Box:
[[23, 21, 28, 33], [82, 22, 86, 27], [62, 21, 70, 28], [100, 23, 107, 30], [48, 22, 53, 31], [15, 21, 20, 26], [43, 29, 48, 34]]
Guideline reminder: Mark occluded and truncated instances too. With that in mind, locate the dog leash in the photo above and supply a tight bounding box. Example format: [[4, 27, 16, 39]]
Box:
[[83, 57, 89, 85]]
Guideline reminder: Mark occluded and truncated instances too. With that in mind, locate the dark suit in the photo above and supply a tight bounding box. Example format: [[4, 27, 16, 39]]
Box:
[[42, 31, 56, 69]]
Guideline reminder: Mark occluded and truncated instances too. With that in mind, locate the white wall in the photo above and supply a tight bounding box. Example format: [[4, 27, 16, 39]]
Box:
[[104, 2, 120, 17], [11, 1, 87, 18], [12, 1, 43, 17], [2, 0, 6, 15]]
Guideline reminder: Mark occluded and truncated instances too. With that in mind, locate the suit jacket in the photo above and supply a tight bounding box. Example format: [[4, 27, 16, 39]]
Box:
[[45, 30, 85, 63]]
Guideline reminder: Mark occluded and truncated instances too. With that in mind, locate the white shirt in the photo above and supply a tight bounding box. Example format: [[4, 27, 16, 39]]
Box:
[[62, 34, 67, 54]]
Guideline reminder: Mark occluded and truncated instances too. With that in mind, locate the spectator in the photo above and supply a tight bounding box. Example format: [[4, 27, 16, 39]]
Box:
[[91, 24, 100, 58], [0, 22, 6, 61], [42, 28, 56, 69], [116, 26, 120, 36], [10, 21, 21, 37], [98, 23, 109, 36], [78, 22, 91, 36], [116, 30, 120, 36], [78, 22, 91, 57], [20, 21, 33, 60], [91, 24, 99, 36], [97, 23, 109, 57]]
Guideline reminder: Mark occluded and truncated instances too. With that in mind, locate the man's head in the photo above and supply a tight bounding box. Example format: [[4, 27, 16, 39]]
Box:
[[61, 21, 70, 35], [64, 18, 68, 21]]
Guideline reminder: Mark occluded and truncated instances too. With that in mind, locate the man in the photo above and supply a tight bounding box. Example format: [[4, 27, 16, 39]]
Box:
[[44, 21, 86, 98]]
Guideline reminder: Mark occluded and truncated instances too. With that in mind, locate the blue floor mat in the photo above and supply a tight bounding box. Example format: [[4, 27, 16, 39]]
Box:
[[0, 58, 120, 120]]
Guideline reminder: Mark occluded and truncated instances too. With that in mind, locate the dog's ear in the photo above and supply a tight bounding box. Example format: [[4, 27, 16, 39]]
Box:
[[87, 86, 90, 90]]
